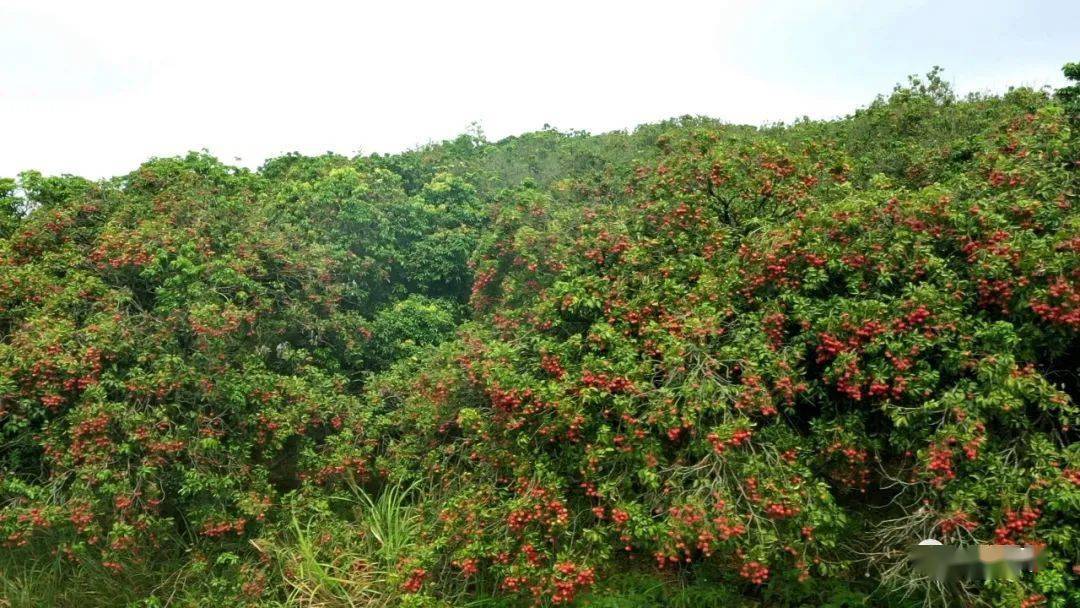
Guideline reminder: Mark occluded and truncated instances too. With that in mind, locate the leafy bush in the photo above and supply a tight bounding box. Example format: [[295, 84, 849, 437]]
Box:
[[0, 67, 1076, 607], [357, 75, 1078, 608]]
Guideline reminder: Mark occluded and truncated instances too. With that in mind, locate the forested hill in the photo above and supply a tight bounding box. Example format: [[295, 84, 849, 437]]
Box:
[[1, 67, 1077, 608]]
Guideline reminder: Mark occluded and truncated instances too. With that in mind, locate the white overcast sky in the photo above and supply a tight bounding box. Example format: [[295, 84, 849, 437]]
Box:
[[2, 0, 1077, 179]]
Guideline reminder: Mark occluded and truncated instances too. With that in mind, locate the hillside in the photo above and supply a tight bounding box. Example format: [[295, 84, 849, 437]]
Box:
[[1, 68, 1077, 608]]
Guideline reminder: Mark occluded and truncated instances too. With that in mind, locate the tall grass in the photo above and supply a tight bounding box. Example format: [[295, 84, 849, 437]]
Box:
[[270, 482, 423, 608], [0, 484, 436, 607], [0, 546, 185, 607], [352, 482, 421, 569]]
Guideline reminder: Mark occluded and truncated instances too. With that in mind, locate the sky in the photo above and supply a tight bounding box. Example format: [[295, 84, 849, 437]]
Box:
[[2, 0, 1077, 179]]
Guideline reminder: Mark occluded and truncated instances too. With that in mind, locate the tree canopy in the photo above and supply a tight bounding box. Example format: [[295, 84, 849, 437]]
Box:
[[0, 66, 1077, 608]]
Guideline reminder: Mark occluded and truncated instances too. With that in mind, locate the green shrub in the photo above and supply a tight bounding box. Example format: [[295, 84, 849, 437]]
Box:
[[1, 67, 1076, 608]]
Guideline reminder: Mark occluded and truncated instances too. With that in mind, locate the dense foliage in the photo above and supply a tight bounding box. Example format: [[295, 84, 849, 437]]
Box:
[[1, 67, 1077, 607]]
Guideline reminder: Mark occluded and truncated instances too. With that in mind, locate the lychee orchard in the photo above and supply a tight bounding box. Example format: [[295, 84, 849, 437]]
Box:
[[1, 66, 1077, 607]]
